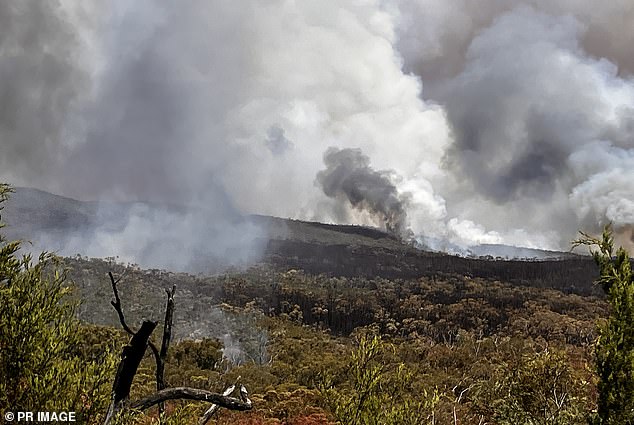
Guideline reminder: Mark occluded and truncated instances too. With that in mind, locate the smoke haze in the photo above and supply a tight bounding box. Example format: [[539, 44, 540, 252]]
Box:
[[1, 0, 633, 263]]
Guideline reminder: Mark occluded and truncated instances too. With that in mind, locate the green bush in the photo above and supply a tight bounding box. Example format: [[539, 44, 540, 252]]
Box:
[[576, 226, 634, 424], [476, 348, 589, 424], [319, 334, 439, 425], [0, 184, 118, 424]]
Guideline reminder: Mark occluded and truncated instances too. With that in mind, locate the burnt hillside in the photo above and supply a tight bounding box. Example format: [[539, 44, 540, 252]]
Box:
[[4, 187, 603, 296], [264, 239, 601, 296]]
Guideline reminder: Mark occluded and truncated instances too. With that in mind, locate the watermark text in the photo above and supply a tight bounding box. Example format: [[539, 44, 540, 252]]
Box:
[[4, 411, 76, 422]]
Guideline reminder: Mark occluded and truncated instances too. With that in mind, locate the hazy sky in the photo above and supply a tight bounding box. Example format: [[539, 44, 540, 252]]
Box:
[[1, 0, 632, 256]]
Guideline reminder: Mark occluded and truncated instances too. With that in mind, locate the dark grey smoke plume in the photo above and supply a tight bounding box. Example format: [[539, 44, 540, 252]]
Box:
[[316, 147, 410, 236]]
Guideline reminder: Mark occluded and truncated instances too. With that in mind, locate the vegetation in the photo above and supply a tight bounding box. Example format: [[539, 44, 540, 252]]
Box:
[[319, 334, 438, 425], [0, 184, 117, 423], [2, 181, 634, 424], [576, 227, 634, 424], [52, 256, 604, 424]]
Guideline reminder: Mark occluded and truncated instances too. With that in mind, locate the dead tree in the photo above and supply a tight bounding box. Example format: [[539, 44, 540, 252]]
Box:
[[103, 272, 252, 425], [103, 320, 157, 424]]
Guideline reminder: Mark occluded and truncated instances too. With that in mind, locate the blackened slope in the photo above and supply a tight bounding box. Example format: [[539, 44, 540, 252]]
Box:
[[4, 187, 601, 295], [248, 215, 404, 248], [264, 239, 601, 296], [304, 221, 398, 240]]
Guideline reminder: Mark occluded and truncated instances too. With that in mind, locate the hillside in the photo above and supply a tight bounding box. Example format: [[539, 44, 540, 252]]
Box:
[[2, 187, 600, 296], [56, 254, 606, 423]]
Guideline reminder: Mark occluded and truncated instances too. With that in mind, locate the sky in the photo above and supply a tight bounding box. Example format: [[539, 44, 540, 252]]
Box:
[[1, 0, 633, 265]]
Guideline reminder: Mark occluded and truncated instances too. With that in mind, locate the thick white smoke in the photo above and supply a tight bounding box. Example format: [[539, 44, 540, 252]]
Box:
[[1, 0, 633, 262], [394, 2, 634, 251]]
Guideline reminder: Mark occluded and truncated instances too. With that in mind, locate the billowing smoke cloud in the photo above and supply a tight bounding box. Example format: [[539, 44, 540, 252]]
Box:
[[393, 1, 634, 251], [0, 1, 94, 189], [316, 147, 410, 236], [0, 0, 451, 266], [1, 0, 633, 260]]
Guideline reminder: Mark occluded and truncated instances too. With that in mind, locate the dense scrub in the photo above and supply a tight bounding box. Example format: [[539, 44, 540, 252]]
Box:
[[52, 256, 608, 424], [0, 185, 118, 423]]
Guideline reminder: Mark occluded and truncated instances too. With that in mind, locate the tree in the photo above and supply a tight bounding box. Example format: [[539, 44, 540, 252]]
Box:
[[474, 348, 588, 425], [103, 271, 253, 425], [319, 334, 439, 425], [575, 226, 634, 424], [0, 183, 117, 423]]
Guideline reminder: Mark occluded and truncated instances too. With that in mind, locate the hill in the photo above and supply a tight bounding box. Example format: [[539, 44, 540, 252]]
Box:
[[1, 186, 614, 423], [2, 187, 600, 296]]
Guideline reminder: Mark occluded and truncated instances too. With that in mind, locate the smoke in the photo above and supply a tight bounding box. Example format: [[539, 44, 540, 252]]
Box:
[[264, 125, 293, 156], [392, 2, 634, 251], [615, 226, 634, 254], [50, 204, 267, 272], [1, 0, 633, 259], [316, 147, 410, 236], [0, 1, 95, 189]]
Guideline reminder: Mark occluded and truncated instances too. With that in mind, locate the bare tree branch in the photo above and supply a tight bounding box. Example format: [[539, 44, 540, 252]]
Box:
[[104, 272, 253, 423], [157, 285, 176, 418], [239, 385, 251, 405], [198, 384, 236, 425], [130, 387, 253, 412], [198, 377, 251, 424], [108, 271, 134, 335], [108, 272, 161, 369], [104, 320, 158, 425]]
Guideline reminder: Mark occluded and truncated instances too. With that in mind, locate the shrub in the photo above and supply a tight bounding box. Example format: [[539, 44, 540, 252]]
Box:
[[576, 226, 634, 424], [0, 184, 117, 424]]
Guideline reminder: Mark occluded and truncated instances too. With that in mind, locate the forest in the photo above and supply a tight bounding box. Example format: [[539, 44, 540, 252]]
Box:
[[1, 183, 633, 424]]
